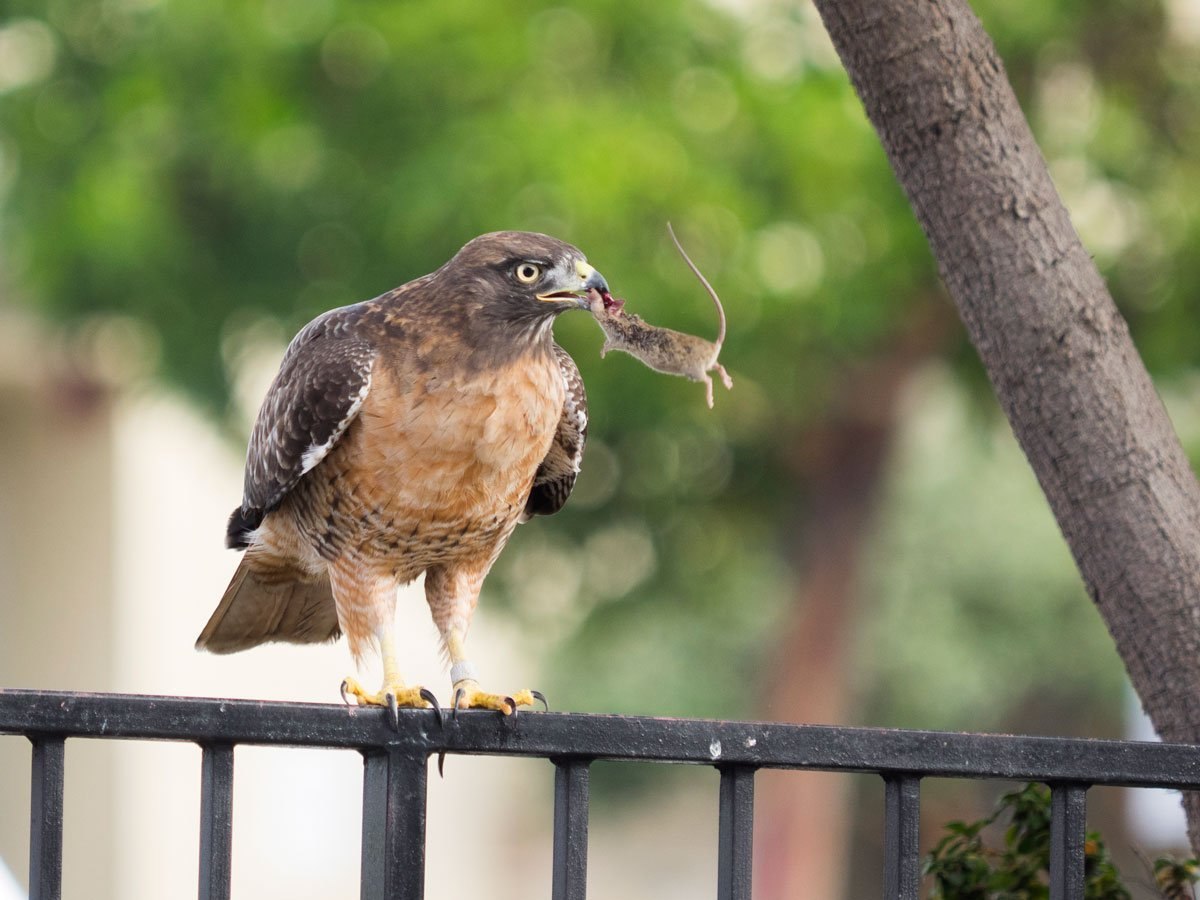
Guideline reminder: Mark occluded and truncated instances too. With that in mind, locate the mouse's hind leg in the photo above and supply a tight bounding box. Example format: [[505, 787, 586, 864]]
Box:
[[715, 362, 733, 390]]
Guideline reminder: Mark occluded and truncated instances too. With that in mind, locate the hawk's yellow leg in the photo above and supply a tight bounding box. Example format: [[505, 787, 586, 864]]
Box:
[[444, 630, 544, 715], [340, 630, 436, 712]]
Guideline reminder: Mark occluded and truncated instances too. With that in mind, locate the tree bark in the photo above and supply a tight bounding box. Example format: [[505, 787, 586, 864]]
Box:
[[757, 310, 948, 898], [758, 344, 921, 899], [811, 0, 1200, 849]]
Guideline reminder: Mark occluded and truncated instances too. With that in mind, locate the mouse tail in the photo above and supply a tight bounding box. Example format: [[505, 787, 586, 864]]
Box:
[[667, 222, 726, 347]]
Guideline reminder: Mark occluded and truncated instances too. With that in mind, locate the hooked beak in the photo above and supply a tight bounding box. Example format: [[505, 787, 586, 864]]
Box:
[[537, 260, 610, 308]]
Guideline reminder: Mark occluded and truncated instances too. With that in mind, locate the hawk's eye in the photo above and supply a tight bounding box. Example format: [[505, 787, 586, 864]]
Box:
[[514, 262, 542, 284]]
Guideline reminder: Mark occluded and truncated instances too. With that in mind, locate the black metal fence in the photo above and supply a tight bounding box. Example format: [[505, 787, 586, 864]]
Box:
[[3, 688, 1200, 900]]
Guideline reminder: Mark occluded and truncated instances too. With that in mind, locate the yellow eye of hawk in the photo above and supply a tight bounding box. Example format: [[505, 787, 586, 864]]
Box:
[[515, 262, 542, 284]]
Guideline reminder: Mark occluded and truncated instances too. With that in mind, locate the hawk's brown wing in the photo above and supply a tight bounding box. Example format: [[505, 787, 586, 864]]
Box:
[[227, 304, 376, 547], [522, 343, 586, 520]]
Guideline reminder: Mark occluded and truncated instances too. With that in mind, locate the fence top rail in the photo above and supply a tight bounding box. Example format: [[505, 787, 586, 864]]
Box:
[[2, 688, 1199, 789]]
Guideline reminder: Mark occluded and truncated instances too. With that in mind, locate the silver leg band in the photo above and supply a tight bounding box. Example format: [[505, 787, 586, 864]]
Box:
[[450, 661, 479, 685]]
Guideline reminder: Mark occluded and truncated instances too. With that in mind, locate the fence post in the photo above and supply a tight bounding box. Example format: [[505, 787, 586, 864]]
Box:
[[1049, 783, 1088, 900], [29, 736, 65, 900], [717, 765, 755, 900], [198, 743, 235, 900], [551, 758, 591, 900], [882, 775, 921, 900], [361, 749, 428, 900]]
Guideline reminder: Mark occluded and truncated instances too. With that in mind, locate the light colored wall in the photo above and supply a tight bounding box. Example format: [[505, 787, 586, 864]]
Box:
[[0, 379, 119, 900]]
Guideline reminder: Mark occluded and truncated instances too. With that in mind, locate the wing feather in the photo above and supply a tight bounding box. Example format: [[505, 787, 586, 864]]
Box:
[[227, 305, 375, 547], [522, 343, 586, 521]]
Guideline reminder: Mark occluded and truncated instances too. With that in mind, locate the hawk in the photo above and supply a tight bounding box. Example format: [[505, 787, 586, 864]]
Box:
[[196, 232, 607, 716]]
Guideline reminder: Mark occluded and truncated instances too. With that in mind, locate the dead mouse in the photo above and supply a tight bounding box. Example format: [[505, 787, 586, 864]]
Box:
[[589, 224, 733, 408]]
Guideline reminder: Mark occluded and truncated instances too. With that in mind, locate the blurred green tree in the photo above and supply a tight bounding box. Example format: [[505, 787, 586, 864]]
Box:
[[0, 0, 935, 722]]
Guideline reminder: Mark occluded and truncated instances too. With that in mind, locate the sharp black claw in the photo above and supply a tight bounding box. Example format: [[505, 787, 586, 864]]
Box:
[[386, 692, 399, 730], [503, 696, 518, 717], [452, 687, 466, 721], [531, 690, 549, 712], [340, 680, 352, 706], [420, 688, 443, 728], [437, 752, 447, 778]]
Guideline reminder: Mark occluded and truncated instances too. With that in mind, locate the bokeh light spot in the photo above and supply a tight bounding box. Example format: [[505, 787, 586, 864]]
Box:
[[570, 440, 620, 510], [504, 538, 584, 626], [0, 19, 58, 94], [584, 522, 657, 599], [672, 67, 738, 134], [742, 18, 806, 83], [1036, 60, 1098, 149], [527, 7, 599, 73], [755, 221, 824, 296], [261, 0, 335, 45], [255, 124, 325, 192]]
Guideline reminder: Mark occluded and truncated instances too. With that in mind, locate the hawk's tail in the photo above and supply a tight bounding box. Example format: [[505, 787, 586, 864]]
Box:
[[196, 555, 340, 654]]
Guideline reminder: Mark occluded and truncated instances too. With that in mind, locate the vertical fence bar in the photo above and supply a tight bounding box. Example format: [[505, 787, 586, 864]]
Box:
[[551, 758, 591, 900], [1049, 783, 1088, 900], [882, 775, 921, 900], [29, 736, 65, 900], [717, 765, 755, 900], [198, 743, 235, 900], [361, 750, 428, 900]]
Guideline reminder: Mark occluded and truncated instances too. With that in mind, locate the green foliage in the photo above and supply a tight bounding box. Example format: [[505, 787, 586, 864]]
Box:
[[925, 783, 1200, 899], [4, 0, 1200, 728], [0, 0, 927, 416], [926, 784, 1134, 899], [1154, 857, 1200, 900], [858, 370, 1129, 733], [0, 0, 918, 720]]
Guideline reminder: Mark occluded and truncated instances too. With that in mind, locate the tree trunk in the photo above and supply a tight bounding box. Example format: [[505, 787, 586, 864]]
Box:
[[757, 387, 899, 900], [810, 0, 1200, 849], [758, 311, 948, 898]]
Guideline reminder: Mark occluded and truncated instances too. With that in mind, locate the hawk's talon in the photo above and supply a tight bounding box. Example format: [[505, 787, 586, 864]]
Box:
[[531, 690, 549, 712], [340, 679, 353, 706], [420, 688, 444, 728], [448, 681, 541, 716], [437, 753, 447, 778], [340, 677, 434, 718], [451, 687, 467, 721]]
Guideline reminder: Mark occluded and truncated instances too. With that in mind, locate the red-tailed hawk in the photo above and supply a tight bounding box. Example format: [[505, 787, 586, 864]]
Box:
[[196, 232, 606, 717]]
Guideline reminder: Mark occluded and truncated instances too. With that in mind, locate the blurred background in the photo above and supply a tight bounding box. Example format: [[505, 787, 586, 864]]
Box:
[[2, 0, 1200, 897]]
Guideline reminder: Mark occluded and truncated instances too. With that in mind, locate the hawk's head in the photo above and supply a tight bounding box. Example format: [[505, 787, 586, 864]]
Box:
[[435, 231, 610, 337]]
